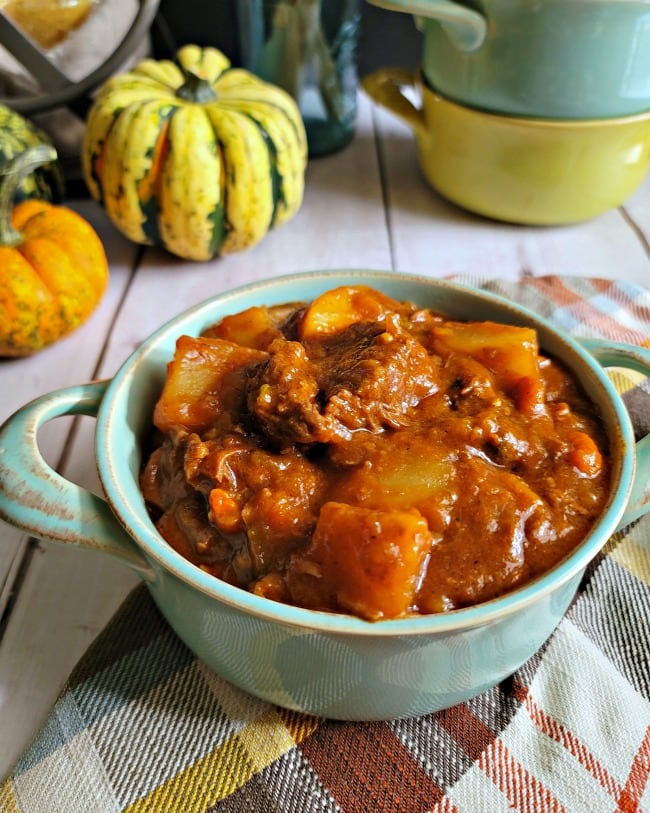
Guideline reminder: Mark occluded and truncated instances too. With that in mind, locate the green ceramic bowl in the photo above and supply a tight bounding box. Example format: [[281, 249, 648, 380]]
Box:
[[362, 70, 650, 226], [1, 270, 648, 720]]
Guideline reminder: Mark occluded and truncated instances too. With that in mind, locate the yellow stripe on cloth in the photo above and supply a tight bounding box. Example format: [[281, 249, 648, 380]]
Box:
[[610, 527, 650, 585], [237, 709, 300, 770], [277, 707, 322, 744], [609, 368, 646, 396], [0, 780, 21, 813], [124, 708, 303, 812]]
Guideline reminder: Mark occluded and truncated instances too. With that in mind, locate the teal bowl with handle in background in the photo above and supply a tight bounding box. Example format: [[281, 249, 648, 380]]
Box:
[[367, 0, 650, 119]]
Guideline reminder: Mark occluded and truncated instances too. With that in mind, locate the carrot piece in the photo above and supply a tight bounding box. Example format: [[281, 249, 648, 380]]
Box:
[[209, 487, 243, 533], [566, 430, 603, 477]]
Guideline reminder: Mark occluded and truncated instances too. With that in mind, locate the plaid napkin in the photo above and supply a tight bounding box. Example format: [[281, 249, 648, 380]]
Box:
[[2, 276, 649, 813]]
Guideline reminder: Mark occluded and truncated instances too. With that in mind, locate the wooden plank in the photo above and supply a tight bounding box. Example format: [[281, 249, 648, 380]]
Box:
[[0, 206, 137, 615], [622, 173, 650, 264], [0, 205, 139, 776], [0, 533, 28, 626]]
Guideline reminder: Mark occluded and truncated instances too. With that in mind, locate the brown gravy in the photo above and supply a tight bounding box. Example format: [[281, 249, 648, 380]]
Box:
[[140, 286, 609, 620]]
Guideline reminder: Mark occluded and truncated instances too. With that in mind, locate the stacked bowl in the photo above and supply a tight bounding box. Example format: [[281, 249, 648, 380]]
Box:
[[363, 0, 650, 224]]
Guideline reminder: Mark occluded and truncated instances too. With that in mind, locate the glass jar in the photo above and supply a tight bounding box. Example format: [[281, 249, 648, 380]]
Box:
[[236, 0, 362, 157]]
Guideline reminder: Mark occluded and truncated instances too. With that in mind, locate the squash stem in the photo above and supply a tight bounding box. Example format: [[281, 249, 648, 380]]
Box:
[[176, 72, 218, 103], [0, 144, 57, 247]]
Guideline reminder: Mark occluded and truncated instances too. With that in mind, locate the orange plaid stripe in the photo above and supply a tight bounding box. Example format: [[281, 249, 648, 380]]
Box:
[[516, 681, 624, 799], [618, 726, 650, 812]]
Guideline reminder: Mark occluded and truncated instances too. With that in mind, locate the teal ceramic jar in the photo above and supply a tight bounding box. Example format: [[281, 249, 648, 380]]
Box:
[[1, 271, 648, 720], [368, 0, 650, 119]]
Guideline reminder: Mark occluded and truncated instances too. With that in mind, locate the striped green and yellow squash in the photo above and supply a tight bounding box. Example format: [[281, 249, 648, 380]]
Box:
[[82, 45, 308, 261], [0, 104, 64, 203]]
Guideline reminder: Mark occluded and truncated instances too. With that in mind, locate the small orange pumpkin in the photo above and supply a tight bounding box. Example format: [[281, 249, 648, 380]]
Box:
[[0, 145, 109, 357]]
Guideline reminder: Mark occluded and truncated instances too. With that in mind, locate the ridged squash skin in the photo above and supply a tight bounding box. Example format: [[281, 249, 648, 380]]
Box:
[[0, 104, 64, 203], [82, 45, 308, 261]]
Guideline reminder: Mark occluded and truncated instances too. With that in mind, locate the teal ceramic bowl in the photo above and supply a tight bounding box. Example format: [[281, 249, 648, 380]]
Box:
[[1, 270, 649, 720], [368, 0, 650, 119]]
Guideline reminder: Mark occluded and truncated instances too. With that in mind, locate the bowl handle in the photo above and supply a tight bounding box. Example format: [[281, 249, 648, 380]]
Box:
[[362, 68, 428, 138], [0, 381, 154, 580], [366, 0, 487, 51], [578, 338, 650, 530]]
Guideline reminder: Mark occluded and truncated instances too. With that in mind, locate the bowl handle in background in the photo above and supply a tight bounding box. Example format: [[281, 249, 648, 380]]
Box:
[[578, 338, 650, 530], [365, 0, 487, 51], [0, 381, 154, 580], [362, 67, 428, 138]]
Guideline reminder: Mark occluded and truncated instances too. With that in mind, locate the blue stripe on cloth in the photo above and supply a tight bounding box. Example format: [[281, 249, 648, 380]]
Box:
[[12, 626, 195, 775], [586, 293, 628, 317], [71, 624, 195, 728], [98, 662, 240, 809], [12, 692, 89, 776], [611, 279, 650, 306], [543, 306, 583, 335], [586, 292, 650, 335]]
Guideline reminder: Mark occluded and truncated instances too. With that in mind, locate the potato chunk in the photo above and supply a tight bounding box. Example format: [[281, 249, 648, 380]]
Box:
[[290, 502, 434, 620], [328, 429, 456, 532], [299, 285, 405, 339], [203, 303, 297, 350], [154, 335, 267, 434], [430, 321, 544, 413]]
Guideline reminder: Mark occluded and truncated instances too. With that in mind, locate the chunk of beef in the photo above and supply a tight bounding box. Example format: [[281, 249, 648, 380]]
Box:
[[247, 322, 439, 448], [246, 339, 344, 446], [317, 322, 439, 433]]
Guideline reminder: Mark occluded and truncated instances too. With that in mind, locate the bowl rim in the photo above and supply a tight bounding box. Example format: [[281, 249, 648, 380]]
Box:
[[97, 269, 635, 637]]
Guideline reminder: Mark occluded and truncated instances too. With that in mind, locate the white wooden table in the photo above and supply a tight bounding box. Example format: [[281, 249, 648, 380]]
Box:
[[1, 91, 649, 778]]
